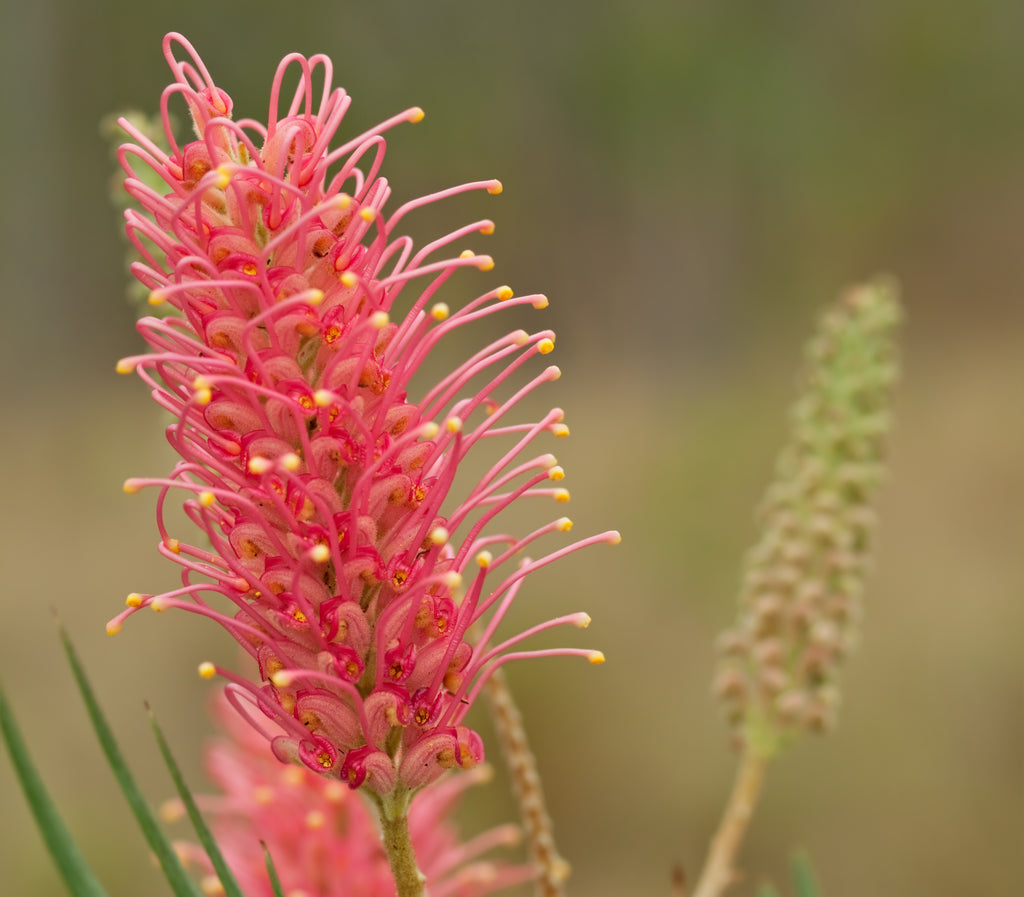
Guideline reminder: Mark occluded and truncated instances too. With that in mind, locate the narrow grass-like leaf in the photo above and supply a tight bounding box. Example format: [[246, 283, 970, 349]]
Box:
[[262, 842, 287, 897], [149, 709, 246, 897], [59, 627, 203, 897], [0, 678, 111, 897], [791, 852, 822, 897]]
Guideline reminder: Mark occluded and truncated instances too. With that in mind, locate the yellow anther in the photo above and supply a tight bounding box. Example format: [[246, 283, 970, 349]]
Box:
[[459, 249, 475, 259], [310, 543, 330, 563], [147, 292, 166, 306], [588, 651, 606, 665], [166, 538, 181, 554], [552, 423, 570, 438], [431, 302, 450, 321], [248, 456, 273, 475], [429, 526, 449, 546], [150, 596, 167, 612], [201, 875, 226, 896], [607, 530, 623, 545], [512, 329, 530, 346], [445, 416, 463, 434], [419, 421, 440, 439], [305, 810, 326, 830], [540, 453, 558, 468], [548, 365, 562, 381], [340, 271, 358, 288], [408, 106, 426, 123], [480, 221, 495, 235], [198, 491, 216, 507], [115, 359, 135, 374], [336, 193, 352, 210], [487, 180, 503, 194], [194, 386, 212, 405], [369, 311, 390, 329], [476, 550, 493, 568], [554, 488, 570, 503], [214, 164, 232, 188], [475, 255, 495, 271], [532, 295, 550, 309], [307, 289, 325, 306], [556, 517, 573, 532], [271, 670, 294, 688], [313, 389, 334, 407], [125, 593, 144, 608], [282, 766, 305, 787], [122, 479, 141, 494], [198, 661, 216, 679], [253, 785, 274, 805], [443, 571, 463, 590], [548, 466, 565, 481], [159, 799, 185, 823], [574, 613, 592, 629], [496, 285, 514, 301], [538, 337, 555, 355], [359, 207, 376, 223], [105, 620, 121, 636], [323, 781, 346, 803], [280, 452, 301, 472]]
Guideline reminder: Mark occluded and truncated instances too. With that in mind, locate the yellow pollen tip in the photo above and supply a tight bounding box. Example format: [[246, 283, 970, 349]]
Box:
[[513, 329, 530, 346], [150, 596, 167, 612], [420, 421, 440, 439], [443, 571, 463, 590], [253, 785, 274, 805], [336, 193, 352, 210], [198, 662, 216, 679], [248, 456, 272, 475], [480, 221, 495, 235], [487, 180, 503, 194], [607, 530, 623, 545], [476, 255, 495, 271], [305, 810, 326, 830], [194, 387, 212, 406], [310, 543, 330, 563], [538, 337, 555, 355], [476, 550, 493, 568], [431, 302, 450, 321], [554, 488, 571, 503], [359, 207, 376, 222], [556, 517, 573, 532], [496, 286, 514, 301], [166, 538, 181, 554], [445, 416, 463, 434], [369, 311, 390, 329], [147, 292, 166, 306], [429, 526, 449, 546], [588, 651, 606, 665], [547, 365, 562, 381], [271, 670, 294, 688], [122, 479, 141, 494], [340, 271, 358, 288], [125, 592, 144, 608], [105, 620, 121, 636], [307, 289, 325, 306], [214, 165, 231, 188], [574, 613, 592, 628], [280, 452, 301, 472], [159, 799, 185, 823], [552, 423, 570, 437], [409, 106, 426, 122], [201, 876, 226, 896], [548, 466, 565, 481], [198, 491, 216, 507], [533, 295, 550, 309], [115, 359, 135, 374], [313, 389, 333, 407], [459, 249, 475, 259]]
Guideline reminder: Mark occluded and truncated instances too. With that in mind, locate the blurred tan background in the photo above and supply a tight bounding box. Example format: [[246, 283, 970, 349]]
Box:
[[2, 2, 1022, 895]]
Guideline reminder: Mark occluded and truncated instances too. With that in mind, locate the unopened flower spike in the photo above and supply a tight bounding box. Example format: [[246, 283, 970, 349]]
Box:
[[715, 278, 902, 757], [112, 32, 617, 896]]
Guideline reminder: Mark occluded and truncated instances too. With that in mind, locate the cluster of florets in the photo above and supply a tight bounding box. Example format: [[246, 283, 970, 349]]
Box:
[[166, 694, 533, 897], [715, 280, 901, 752], [110, 33, 616, 799]]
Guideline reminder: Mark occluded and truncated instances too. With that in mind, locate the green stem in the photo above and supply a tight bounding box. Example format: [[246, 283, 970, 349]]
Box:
[[377, 788, 427, 897], [691, 747, 769, 897]]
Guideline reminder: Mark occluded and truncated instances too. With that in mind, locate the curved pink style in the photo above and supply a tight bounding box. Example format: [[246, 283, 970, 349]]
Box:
[[111, 33, 618, 797]]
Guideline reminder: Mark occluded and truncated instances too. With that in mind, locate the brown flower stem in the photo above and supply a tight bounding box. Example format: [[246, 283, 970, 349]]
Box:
[[691, 748, 769, 897], [377, 787, 427, 897]]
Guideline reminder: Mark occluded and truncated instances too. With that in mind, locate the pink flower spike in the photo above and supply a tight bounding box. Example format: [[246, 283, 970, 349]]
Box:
[[116, 33, 617, 809]]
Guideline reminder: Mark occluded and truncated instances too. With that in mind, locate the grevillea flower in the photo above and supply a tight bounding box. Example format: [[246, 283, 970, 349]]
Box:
[[109, 31, 617, 812], [167, 691, 533, 897]]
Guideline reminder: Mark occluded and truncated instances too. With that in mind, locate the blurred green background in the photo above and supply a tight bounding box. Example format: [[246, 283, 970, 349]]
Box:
[[2, 1, 1022, 895]]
